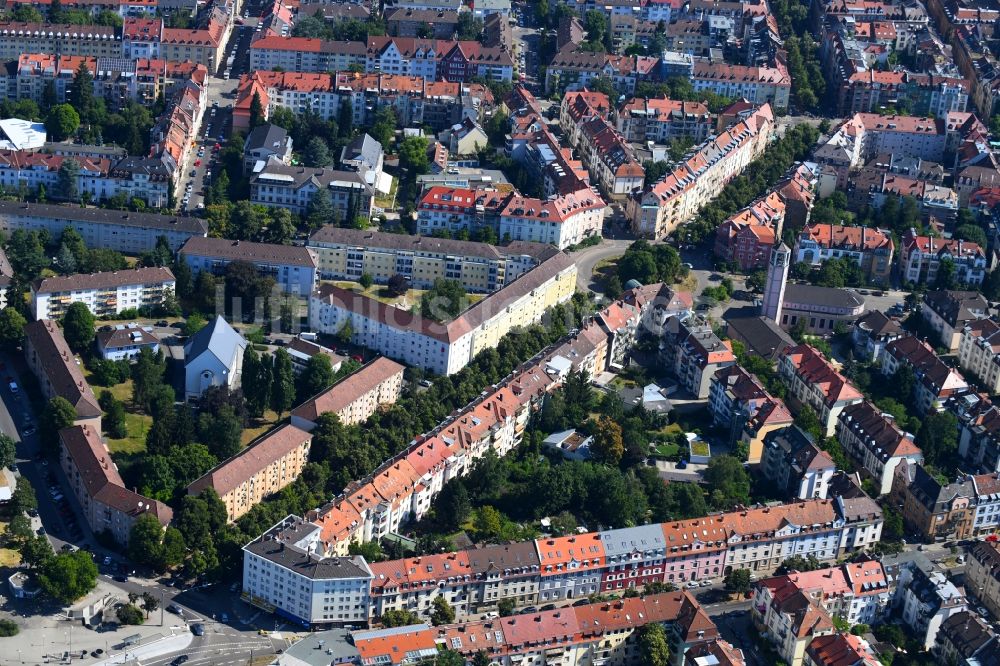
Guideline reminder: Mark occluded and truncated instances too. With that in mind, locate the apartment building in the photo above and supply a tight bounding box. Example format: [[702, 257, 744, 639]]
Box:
[[760, 426, 836, 501], [246, 498, 882, 628], [713, 191, 782, 271], [836, 401, 924, 496], [793, 224, 894, 283], [778, 344, 864, 437], [291, 357, 405, 430], [0, 201, 206, 253], [386, 8, 459, 38], [187, 424, 312, 522], [416, 186, 606, 250], [180, 237, 317, 296], [249, 159, 373, 220], [308, 251, 577, 375], [59, 425, 171, 546], [306, 227, 548, 291], [899, 230, 987, 286], [616, 97, 713, 144], [806, 633, 881, 666], [629, 105, 774, 239], [660, 316, 737, 399], [891, 462, 975, 542], [891, 554, 967, 650], [966, 541, 1000, 621], [573, 116, 645, 200], [958, 318, 1000, 393], [0, 23, 121, 61], [23, 320, 102, 429], [934, 611, 999, 666], [922, 290, 990, 352], [852, 310, 904, 363], [158, 11, 229, 73], [242, 516, 374, 627], [95, 324, 159, 361], [709, 364, 793, 464], [543, 48, 659, 96], [880, 336, 969, 414], [690, 59, 792, 112], [754, 561, 891, 630], [249, 36, 367, 74], [31, 267, 175, 321]]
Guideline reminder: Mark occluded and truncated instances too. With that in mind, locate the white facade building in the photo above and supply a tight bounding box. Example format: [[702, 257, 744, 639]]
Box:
[[31, 267, 175, 320]]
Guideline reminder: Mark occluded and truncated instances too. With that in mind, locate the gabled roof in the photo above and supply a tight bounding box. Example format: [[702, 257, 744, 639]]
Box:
[[24, 319, 101, 419], [183, 316, 247, 373]]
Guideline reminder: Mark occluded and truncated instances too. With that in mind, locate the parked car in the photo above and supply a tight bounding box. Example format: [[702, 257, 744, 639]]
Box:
[[190, 624, 205, 636]]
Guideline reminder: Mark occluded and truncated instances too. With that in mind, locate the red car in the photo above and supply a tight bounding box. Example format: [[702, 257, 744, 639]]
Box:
[[194, 159, 201, 166], [351, 355, 363, 363]]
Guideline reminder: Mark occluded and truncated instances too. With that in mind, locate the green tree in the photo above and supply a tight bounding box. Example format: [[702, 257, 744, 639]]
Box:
[[101, 391, 128, 439], [724, 568, 752, 597], [298, 354, 336, 402], [0, 619, 18, 637], [381, 609, 420, 627], [61, 302, 96, 352], [793, 405, 823, 440], [270, 348, 295, 416], [55, 158, 81, 202], [128, 513, 166, 569], [430, 595, 455, 626], [590, 415, 624, 466], [40, 397, 77, 455], [306, 188, 335, 230], [457, 11, 484, 40], [0, 308, 26, 350], [420, 279, 468, 321], [19, 535, 53, 569], [916, 411, 959, 472], [6, 514, 33, 544], [954, 223, 987, 247], [141, 591, 159, 618], [46, 104, 80, 141], [637, 623, 671, 666], [303, 136, 333, 167], [116, 604, 144, 625], [241, 348, 272, 418], [498, 598, 516, 617], [249, 92, 266, 129], [398, 135, 430, 176], [0, 434, 15, 469], [198, 405, 243, 460], [38, 551, 98, 603], [704, 455, 751, 509], [360, 273, 374, 290]]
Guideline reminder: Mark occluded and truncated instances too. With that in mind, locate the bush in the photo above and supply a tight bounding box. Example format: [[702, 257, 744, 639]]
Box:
[[116, 604, 144, 625], [0, 619, 18, 636]]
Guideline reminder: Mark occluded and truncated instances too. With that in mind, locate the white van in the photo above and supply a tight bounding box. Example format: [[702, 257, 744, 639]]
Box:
[[8, 381, 17, 393]]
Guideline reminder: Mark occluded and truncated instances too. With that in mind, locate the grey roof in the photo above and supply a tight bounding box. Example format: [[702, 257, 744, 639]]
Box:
[[34, 267, 175, 294], [0, 200, 208, 235], [96, 325, 160, 351], [854, 310, 903, 338], [245, 124, 290, 154], [251, 160, 373, 196], [939, 611, 995, 659], [111, 155, 173, 179], [784, 283, 865, 309], [181, 237, 317, 268], [599, 524, 667, 557], [724, 312, 795, 361], [307, 227, 552, 261], [184, 316, 247, 372], [244, 518, 373, 581], [279, 628, 359, 666], [340, 133, 383, 171], [923, 290, 989, 327]]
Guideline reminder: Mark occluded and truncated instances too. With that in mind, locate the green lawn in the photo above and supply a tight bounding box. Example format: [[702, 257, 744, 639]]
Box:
[[650, 442, 679, 459], [107, 413, 151, 455], [331, 281, 485, 310]]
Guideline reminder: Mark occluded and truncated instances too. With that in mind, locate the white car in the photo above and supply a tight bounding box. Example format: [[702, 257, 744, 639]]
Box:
[[685, 580, 699, 589]]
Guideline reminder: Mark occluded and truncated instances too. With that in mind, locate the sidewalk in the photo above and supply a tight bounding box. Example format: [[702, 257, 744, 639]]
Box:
[[94, 631, 193, 665]]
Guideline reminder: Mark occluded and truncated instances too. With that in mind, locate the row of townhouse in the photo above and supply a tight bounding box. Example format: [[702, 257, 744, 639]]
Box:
[[242, 495, 884, 628], [792, 223, 895, 283], [0, 200, 207, 253], [777, 344, 864, 437], [349, 593, 726, 666], [923, 289, 990, 352], [415, 184, 606, 250], [30, 266, 175, 320], [0, 149, 174, 208], [308, 250, 579, 375], [948, 392, 1000, 475], [627, 104, 774, 239], [6, 0, 159, 18], [715, 163, 818, 272], [966, 540, 1000, 622], [150, 80, 205, 200], [959, 318, 1000, 392], [836, 70, 971, 117], [304, 226, 549, 292], [0, 12, 230, 69], [616, 97, 714, 145], [559, 90, 645, 201], [290, 357, 406, 431], [709, 364, 794, 464], [4, 53, 208, 112], [249, 35, 513, 82], [232, 71, 494, 133]]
